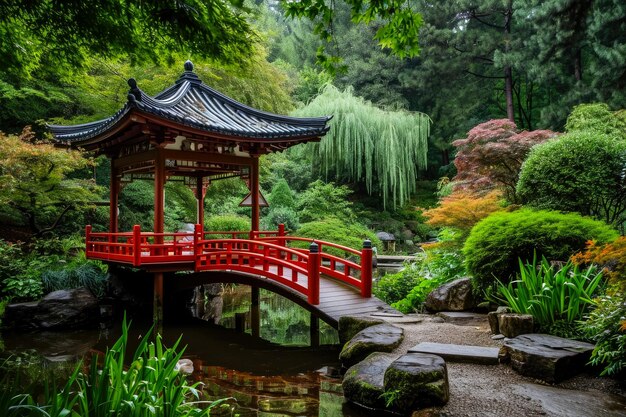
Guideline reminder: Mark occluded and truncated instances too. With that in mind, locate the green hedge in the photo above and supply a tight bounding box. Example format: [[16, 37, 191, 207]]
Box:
[[295, 218, 381, 257], [463, 209, 617, 294]]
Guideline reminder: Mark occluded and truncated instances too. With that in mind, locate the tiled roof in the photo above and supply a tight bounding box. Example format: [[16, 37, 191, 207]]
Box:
[[49, 61, 331, 144]]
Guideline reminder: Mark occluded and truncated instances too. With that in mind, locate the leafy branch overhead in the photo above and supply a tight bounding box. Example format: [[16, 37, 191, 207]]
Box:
[[281, 0, 423, 71], [0, 0, 255, 78]]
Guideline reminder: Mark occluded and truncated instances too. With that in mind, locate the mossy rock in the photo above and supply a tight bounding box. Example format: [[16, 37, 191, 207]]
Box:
[[383, 353, 449, 414], [342, 352, 395, 410], [338, 315, 384, 344], [340, 323, 404, 368]]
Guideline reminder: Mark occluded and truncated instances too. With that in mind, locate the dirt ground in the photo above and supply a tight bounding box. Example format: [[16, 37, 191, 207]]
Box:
[[376, 314, 626, 417]]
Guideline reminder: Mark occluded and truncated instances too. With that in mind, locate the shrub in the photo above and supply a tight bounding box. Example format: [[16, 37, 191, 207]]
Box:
[[572, 237, 626, 294], [495, 256, 604, 337], [582, 294, 626, 376], [42, 262, 108, 298], [516, 130, 626, 230], [268, 179, 296, 209], [464, 209, 618, 294], [393, 274, 457, 314], [423, 190, 504, 239], [296, 180, 356, 223], [565, 103, 626, 139], [204, 215, 250, 235], [262, 207, 300, 231], [374, 265, 422, 305], [295, 218, 381, 257]]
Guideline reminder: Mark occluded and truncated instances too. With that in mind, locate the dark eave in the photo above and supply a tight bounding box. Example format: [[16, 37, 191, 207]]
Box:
[[48, 61, 331, 146]]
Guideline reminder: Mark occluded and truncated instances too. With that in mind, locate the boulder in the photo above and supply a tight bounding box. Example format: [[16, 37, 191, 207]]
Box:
[[487, 306, 511, 334], [424, 277, 476, 312], [4, 287, 99, 330], [340, 323, 404, 368], [384, 353, 450, 414], [499, 333, 595, 382], [498, 313, 533, 338], [338, 315, 384, 344], [342, 352, 395, 410]]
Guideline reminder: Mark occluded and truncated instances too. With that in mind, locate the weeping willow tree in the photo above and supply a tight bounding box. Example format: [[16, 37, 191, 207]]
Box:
[[293, 85, 430, 208]]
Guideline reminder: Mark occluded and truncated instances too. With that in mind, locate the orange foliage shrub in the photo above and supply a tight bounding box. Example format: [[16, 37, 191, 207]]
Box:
[[423, 190, 504, 234], [572, 237, 626, 293]]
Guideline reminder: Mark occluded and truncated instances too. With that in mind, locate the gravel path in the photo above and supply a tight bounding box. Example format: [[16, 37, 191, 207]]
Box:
[[375, 313, 626, 417]]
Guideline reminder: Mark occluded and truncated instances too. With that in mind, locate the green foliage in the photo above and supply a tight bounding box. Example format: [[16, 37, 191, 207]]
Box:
[[495, 256, 604, 335], [0, 317, 231, 416], [295, 219, 381, 256], [296, 180, 356, 223], [42, 263, 108, 299], [282, 0, 423, 73], [565, 103, 626, 139], [373, 265, 422, 306], [0, 0, 253, 80], [268, 179, 296, 209], [0, 128, 102, 236], [517, 130, 626, 230], [203, 178, 250, 218], [204, 215, 251, 236], [390, 249, 466, 313], [464, 209, 618, 295], [262, 207, 300, 231], [294, 86, 430, 209], [583, 295, 626, 376]]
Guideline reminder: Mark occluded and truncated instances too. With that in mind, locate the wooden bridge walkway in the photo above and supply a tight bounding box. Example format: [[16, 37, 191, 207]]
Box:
[[85, 224, 400, 326]]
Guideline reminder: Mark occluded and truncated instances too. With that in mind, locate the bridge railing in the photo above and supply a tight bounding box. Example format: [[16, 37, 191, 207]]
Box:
[[84, 223, 373, 303]]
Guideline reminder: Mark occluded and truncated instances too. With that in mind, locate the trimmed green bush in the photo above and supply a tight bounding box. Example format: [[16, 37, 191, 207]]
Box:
[[295, 218, 381, 256], [516, 130, 626, 229], [262, 207, 300, 231], [565, 103, 626, 139], [464, 209, 618, 294], [204, 214, 250, 234]]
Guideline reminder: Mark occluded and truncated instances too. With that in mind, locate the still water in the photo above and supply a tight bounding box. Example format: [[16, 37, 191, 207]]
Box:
[[1, 284, 371, 417]]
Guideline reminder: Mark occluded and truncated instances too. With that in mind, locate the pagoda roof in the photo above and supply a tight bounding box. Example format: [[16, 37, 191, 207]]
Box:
[[49, 61, 331, 146]]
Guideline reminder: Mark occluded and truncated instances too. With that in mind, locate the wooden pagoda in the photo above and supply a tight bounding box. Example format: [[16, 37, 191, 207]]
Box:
[[49, 61, 380, 324]]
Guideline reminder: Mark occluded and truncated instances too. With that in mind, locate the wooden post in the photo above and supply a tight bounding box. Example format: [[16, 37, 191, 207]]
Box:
[[360, 239, 373, 298], [194, 223, 202, 271], [250, 157, 260, 232], [308, 242, 320, 305], [310, 314, 319, 348], [278, 223, 285, 246], [251, 286, 260, 338], [109, 161, 119, 238], [85, 225, 92, 256], [133, 225, 141, 266], [154, 151, 165, 237], [196, 176, 204, 228], [153, 272, 164, 327]]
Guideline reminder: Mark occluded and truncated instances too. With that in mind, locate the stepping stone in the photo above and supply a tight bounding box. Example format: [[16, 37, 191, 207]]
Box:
[[408, 342, 500, 365], [437, 311, 486, 324], [338, 315, 385, 344], [340, 323, 404, 367], [499, 333, 595, 382], [342, 352, 395, 410]]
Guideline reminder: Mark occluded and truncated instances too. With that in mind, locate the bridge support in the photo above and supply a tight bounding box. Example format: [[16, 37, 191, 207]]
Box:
[[251, 286, 260, 338], [153, 272, 164, 328], [310, 314, 319, 347]]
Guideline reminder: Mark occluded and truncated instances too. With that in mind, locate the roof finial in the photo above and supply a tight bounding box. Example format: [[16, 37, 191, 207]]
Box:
[[127, 78, 141, 102], [184, 60, 194, 72]]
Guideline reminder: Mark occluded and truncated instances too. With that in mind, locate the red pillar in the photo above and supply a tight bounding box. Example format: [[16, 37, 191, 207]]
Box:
[[109, 160, 119, 234], [196, 176, 205, 228], [250, 157, 260, 232], [154, 151, 165, 237], [360, 239, 373, 298], [308, 242, 320, 305]]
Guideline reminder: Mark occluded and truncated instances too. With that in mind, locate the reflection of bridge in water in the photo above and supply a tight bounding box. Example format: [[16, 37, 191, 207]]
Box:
[[191, 362, 345, 417]]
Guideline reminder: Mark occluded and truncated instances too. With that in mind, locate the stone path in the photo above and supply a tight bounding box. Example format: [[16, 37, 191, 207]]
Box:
[[409, 342, 500, 365]]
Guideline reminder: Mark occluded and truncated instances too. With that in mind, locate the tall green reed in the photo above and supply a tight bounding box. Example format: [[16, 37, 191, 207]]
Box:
[[495, 254, 604, 329]]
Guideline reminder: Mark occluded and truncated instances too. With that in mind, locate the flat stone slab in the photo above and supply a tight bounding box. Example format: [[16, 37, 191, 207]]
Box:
[[437, 311, 486, 323], [499, 333, 595, 382], [408, 342, 500, 365]]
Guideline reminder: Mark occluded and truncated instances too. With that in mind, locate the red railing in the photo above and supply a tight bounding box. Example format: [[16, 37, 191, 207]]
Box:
[[85, 223, 372, 305]]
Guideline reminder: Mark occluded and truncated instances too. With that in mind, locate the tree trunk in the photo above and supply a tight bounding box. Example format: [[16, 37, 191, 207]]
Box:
[[504, 3, 515, 123], [574, 48, 582, 81]]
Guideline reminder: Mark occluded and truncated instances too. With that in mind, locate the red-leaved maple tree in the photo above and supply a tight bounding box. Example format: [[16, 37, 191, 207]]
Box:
[[452, 119, 557, 202]]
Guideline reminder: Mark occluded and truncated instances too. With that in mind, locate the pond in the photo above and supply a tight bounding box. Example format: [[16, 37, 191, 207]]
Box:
[[0, 284, 372, 417]]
